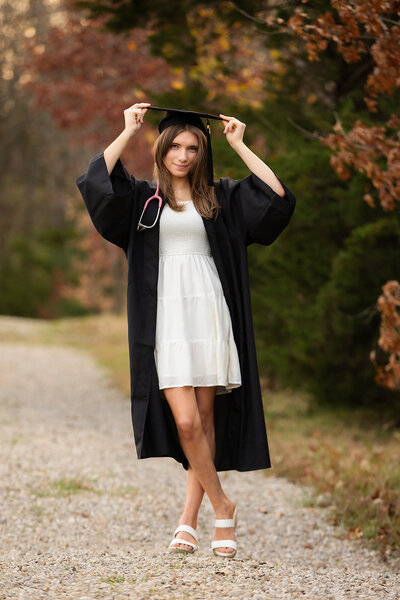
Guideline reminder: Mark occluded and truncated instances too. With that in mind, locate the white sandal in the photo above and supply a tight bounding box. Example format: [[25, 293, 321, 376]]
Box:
[[169, 524, 199, 554], [211, 507, 238, 558]]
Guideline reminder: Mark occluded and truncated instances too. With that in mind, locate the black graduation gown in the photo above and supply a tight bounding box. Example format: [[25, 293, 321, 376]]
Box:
[[76, 152, 296, 472]]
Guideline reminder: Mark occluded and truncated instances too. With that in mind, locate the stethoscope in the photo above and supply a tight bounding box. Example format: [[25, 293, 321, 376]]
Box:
[[137, 182, 163, 231]]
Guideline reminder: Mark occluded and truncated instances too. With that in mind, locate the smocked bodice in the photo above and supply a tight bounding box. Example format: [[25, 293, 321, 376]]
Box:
[[159, 201, 212, 256]]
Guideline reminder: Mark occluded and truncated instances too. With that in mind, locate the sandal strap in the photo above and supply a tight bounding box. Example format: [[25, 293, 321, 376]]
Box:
[[215, 507, 237, 529], [215, 518, 234, 528], [173, 524, 199, 541], [211, 539, 237, 550], [170, 538, 197, 550]]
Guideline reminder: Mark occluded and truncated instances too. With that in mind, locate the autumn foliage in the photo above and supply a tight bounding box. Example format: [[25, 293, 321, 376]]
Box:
[[370, 281, 400, 391], [286, 0, 400, 212], [284, 1, 400, 392], [23, 9, 172, 175]]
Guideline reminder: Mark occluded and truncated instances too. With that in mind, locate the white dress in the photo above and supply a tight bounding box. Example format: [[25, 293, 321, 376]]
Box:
[[154, 200, 242, 396]]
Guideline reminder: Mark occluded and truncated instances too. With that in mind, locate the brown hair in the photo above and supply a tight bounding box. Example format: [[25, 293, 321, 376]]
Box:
[[152, 124, 221, 220]]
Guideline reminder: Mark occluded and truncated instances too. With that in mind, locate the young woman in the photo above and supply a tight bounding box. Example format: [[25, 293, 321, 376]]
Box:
[[76, 102, 296, 558]]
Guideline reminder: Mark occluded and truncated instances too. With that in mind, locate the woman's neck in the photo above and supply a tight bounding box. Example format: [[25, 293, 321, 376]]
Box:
[[172, 177, 191, 200]]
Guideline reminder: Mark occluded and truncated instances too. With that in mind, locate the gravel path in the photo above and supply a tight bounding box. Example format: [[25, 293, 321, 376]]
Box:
[[0, 342, 398, 600]]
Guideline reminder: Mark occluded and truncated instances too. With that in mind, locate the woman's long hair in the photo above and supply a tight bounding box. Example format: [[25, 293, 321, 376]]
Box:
[[152, 124, 221, 220]]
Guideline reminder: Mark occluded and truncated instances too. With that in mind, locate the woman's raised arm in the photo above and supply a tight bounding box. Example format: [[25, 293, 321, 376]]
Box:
[[104, 102, 151, 174], [219, 113, 285, 197]]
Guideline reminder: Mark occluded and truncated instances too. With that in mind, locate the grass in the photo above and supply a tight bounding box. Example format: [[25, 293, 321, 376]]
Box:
[[263, 387, 400, 559], [31, 477, 102, 497], [31, 503, 47, 517], [168, 557, 188, 568], [99, 575, 127, 584], [109, 484, 139, 497], [50, 477, 101, 496], [1, 313, 399, 559]]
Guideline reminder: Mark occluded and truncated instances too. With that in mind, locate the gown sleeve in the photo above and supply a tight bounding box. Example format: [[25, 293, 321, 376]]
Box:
[[76, 152, 136, 253], [217, 172, 296, 247]]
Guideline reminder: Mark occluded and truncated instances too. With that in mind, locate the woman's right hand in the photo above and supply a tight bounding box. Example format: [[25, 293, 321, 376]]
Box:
[[123, 102, 151, 137]]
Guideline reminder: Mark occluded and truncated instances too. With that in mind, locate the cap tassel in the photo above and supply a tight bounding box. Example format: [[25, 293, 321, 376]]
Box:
[[206, 118, 214, 187]]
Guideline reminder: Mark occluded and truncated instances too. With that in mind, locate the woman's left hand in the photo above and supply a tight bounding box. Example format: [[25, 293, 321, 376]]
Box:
[[220, 114, 246, 147]]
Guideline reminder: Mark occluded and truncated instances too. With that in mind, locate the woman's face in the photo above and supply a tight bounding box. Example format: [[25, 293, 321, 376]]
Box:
[[163, 130, 199, 179]]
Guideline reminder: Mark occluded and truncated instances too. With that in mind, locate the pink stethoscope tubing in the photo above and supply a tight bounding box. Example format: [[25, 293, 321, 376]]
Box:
[[137, 182, 163, 231]]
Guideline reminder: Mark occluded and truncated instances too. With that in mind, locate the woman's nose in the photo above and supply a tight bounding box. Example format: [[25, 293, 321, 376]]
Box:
[[178, 149, 188, 162]]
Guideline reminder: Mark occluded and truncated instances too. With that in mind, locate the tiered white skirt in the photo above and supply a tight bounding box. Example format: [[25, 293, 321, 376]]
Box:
[[154, 253, 242, 396]]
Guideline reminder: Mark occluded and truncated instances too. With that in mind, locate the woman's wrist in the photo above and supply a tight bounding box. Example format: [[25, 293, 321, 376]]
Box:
[[122, 128, 137, 140], [229, 140, 247, 153]]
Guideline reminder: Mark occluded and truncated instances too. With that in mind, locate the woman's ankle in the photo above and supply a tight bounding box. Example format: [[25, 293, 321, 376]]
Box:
[[179, 510, 198, 528], [214, 497, 235, 519]]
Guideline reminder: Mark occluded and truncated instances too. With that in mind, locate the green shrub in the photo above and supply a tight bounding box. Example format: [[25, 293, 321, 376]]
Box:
[[250, 139, 400, 410], [311, 218, 400, 406], [0, 224, 85, 318]]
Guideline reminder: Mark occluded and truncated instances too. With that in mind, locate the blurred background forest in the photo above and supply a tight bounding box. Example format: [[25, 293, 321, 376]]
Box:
[[1, 0, 399, 554]]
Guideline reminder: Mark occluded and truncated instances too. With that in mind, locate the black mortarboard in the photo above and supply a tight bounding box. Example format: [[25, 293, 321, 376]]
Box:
[[147, 106, 224, 186]]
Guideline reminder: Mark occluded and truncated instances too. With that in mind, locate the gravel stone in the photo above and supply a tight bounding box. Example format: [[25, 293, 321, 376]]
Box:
[[0, 341, 399, 600]]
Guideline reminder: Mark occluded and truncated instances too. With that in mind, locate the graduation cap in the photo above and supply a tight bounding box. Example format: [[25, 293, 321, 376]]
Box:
[[147, 106, 224, 186]]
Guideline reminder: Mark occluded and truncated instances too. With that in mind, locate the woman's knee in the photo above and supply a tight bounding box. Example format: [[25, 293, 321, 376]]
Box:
[[163, 386, 200, 439], [175, 414, 202, 440]]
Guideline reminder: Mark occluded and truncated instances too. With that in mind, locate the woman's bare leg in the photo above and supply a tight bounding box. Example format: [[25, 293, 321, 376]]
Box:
[[169, 386, 215, 549], [165, 386, 236, 554]]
